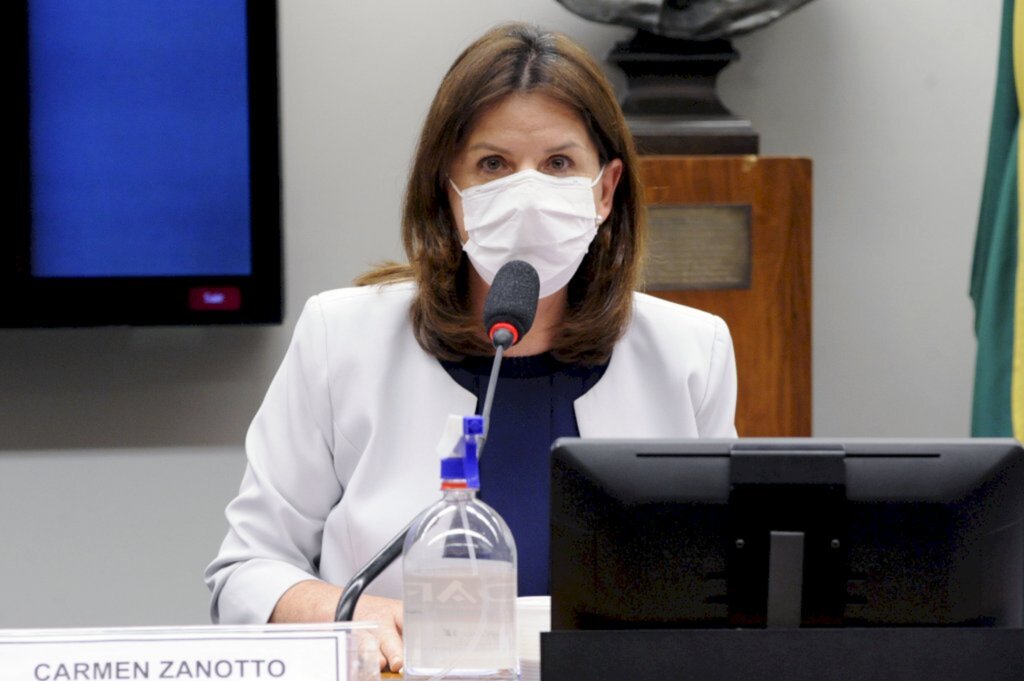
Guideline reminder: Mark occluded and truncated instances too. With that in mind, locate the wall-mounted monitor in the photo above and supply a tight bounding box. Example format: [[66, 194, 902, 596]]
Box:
[[3, 0, 282, 327]]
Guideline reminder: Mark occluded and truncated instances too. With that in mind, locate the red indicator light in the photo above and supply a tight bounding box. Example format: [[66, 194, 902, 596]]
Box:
[[189, 286, 242, 311]]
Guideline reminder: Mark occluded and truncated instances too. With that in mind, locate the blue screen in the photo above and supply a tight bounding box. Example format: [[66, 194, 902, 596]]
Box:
[[29, 0, 252, 277]]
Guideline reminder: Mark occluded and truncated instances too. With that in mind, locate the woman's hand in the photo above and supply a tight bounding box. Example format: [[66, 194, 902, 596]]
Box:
[[270, 581, 404, 672], [354, 594, 404, 672]]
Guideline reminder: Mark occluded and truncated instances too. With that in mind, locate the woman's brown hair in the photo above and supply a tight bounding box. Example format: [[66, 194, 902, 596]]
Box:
[[357, 22, 645, 366]]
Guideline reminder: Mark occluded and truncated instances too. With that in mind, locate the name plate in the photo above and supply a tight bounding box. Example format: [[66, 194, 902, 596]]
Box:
[[0, 624, 379, 681]]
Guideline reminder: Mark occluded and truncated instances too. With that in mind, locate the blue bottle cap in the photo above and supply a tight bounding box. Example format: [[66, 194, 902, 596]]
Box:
[[440, 456, 465, 480]]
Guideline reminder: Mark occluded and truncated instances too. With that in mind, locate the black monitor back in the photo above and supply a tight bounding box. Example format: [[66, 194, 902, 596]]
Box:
[[550, 438, 1024, 630]]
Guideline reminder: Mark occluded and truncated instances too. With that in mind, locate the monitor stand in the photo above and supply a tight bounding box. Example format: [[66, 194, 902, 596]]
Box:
[[767, 530, 805, 628], [727, 443, 847, 627]]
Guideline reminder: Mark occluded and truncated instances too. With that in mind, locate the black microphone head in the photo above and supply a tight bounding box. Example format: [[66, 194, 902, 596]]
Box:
[[483, 260, 540, 349]]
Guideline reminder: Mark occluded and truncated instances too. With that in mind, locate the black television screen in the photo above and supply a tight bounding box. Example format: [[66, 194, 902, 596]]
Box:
[[550, 438, 1024, 630], [3, 0, 281, 326]]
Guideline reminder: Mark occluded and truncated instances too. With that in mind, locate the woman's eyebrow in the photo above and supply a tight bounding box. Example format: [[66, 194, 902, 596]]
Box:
[[465, 141, 585, 154], [466, 142, 513, 154], [544, 142, 584, 154]]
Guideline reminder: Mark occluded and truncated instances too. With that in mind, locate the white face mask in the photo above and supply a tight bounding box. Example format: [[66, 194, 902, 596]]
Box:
[[451, 168, 604, 298]]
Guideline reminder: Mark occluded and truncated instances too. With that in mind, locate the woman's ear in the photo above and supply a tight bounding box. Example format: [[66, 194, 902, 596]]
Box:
[[597, 158, 624, 222]]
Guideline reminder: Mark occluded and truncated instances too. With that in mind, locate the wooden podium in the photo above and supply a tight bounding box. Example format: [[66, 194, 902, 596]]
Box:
[[640, 156, 812, 436]]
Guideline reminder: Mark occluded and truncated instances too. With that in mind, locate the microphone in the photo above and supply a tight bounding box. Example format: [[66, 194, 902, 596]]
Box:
[[479, 260, 540, 448], [483, 260, 540, 350]]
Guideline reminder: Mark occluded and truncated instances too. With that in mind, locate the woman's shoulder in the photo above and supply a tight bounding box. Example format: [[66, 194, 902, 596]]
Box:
[[630, 291, 727, 338], [286, 282, 417, 351], [303, 281, 416, 322], [313, 281, 416, 308]]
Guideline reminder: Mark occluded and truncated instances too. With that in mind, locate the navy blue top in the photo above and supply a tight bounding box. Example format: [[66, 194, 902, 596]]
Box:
[[441, 353, 607, 596]]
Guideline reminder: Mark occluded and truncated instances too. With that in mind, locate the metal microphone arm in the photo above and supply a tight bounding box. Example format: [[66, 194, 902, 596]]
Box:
[[479, 342, 507, 447], [335, 518, 415, 622]]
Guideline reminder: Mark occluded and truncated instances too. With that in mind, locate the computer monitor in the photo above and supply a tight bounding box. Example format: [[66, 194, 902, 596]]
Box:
[[550, 438, 1024, 630]]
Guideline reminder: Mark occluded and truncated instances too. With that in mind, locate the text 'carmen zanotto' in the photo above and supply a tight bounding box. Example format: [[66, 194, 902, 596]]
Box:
[[32, 658, 287, 680]]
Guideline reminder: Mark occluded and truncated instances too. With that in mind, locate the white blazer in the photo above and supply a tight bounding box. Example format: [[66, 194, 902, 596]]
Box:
[[205, 282, 737, 624]]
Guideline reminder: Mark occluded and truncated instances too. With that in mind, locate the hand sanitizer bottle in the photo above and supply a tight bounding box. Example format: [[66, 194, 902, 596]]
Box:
[[402, 415, 518, 680]]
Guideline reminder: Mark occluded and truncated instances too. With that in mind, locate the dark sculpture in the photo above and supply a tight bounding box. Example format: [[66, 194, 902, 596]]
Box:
[[556, 0, 817, 40], [557, 0, 820, 153]]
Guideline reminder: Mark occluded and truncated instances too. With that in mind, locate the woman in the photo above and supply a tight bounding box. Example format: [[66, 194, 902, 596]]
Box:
[[205, 22, 737, 672]]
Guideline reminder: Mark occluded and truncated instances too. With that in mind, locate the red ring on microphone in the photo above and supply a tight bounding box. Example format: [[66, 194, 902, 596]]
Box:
[[488, 321, 520, 346]]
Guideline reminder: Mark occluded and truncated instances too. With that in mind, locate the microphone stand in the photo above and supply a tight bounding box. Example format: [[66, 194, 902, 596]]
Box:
[[335, 339, 510, 622], [479, 338, 507, 451], [334, 518, 415, 622]]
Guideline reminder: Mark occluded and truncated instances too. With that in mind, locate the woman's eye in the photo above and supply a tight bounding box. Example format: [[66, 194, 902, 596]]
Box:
[[547, 155, 573, 172], [479, 156, 505, 173]]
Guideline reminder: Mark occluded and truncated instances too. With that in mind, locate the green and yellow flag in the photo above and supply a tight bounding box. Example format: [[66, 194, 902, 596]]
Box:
[[972, 0, 1024, 438]]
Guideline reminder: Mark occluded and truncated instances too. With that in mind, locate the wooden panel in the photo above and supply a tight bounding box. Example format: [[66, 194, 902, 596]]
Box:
[[640, 156, 812, 436]]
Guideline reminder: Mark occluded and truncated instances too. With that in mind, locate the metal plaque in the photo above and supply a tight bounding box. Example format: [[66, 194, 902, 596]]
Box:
[[643, 204, 751, 291]]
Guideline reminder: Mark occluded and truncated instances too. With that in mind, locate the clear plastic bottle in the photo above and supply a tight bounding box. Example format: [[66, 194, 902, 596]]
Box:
[[402, 415, 518, 681]]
